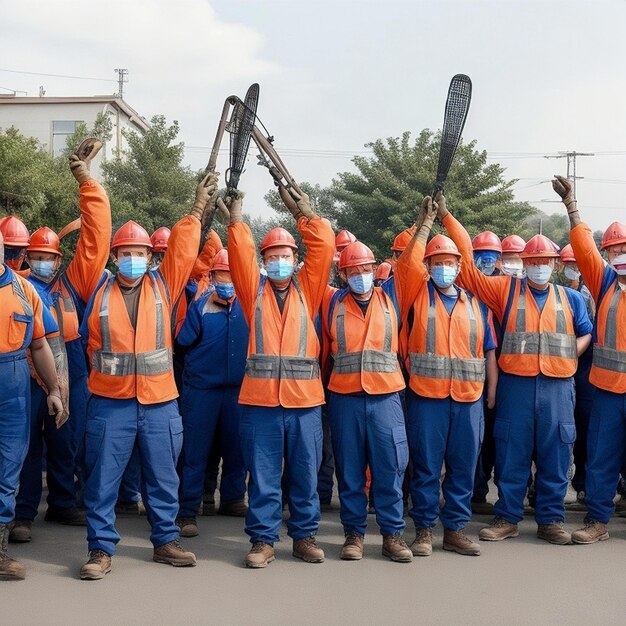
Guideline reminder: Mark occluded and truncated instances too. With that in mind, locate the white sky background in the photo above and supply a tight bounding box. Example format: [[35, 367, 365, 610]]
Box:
[[1, 0, 626, 233]]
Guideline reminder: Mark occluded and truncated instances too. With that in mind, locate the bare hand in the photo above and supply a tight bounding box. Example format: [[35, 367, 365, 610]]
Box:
[[47, 394, 67, 428], [487, 393, 496, 410], [552, 175, 575, 206]]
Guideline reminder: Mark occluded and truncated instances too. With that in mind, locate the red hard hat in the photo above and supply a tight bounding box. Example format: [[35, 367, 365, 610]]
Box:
[[391, 227, 416, 252], [150, 227, 171, 253], [424, 234, 461, 260], [335, 229, 357, 251], [338, 241, 375, 270], [501, 234, 526, 254], [260, 227, 298, 254], [211, 248, 230, 272], [374, 261, 392, 281], [28, 227, 62, 257], [601, 221, 626, 251], [0, 215, 30, 247], [520, 234, 560, 259], [559, 243, 576, 263], [472, 231, 502, 253], [111, 220, 152, 250]]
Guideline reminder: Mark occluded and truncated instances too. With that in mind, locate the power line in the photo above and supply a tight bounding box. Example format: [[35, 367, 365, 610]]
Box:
[[0, 67, 117, 82]]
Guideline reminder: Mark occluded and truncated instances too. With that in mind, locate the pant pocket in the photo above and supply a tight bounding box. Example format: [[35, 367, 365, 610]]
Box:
[[559, 422, 576, 445], [84, 418, 106, 473], [392, 425, 409, 475], [169, 416, 184, 465]]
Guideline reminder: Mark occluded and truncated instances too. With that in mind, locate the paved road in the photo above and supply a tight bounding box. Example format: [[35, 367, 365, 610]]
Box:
[[3, 501, 624, 625]]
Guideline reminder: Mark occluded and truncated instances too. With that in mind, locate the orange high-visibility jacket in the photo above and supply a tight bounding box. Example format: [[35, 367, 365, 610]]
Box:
[[444, 213, 577, 379], [228, 217, 334, 408], [85, 215, 200, 404], [571, 222, 626, 392], [395, 231, 487, 402], [322, 287, 405, 395]]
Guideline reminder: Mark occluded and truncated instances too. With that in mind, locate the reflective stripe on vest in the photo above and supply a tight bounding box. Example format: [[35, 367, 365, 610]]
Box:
[[332, 294, 398, 374], [9, 273, 34, 356], [91, 272, 172, 377], [12, 274, 33, 317], [245, 277, 320, 380], [593, 287, 626, 372], [408, 289, 485, 382], [500, 284, 577, 359]]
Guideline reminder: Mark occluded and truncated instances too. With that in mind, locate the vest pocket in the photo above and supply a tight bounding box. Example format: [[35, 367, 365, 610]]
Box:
[[392, 425, 409, 475], [8, 312, 32, 347]]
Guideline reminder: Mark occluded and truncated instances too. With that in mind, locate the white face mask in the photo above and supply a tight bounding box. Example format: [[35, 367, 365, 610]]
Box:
[[611, 253, 626, 276], [526, 264, 553, 285], [502, 261, 524, 278], [564, 266, 581, 281]]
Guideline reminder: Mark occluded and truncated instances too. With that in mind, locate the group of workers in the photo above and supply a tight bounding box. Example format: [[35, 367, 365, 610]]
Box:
[[1, 137, 625, 581]]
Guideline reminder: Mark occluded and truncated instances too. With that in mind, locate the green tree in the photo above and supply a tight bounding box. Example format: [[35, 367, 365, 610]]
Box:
[[102, 115, 197, 233], [519, 211, 570, 248], [62, 111, 114, 158], [328, 130, 537, 259]]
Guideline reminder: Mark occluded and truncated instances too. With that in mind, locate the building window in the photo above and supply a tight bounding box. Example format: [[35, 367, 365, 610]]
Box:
[[52, 120, 82, 156]]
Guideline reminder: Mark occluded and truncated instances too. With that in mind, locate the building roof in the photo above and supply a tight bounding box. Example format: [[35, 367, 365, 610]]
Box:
[[0, 95, 150, 131]]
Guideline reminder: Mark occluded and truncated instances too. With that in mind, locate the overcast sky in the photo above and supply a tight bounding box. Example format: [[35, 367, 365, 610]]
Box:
[[2, 0, 626, 232]]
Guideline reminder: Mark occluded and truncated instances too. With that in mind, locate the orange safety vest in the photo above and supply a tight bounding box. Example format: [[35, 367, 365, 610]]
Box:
[[86, 271, 177, 404], [238, 276, 324, 408], [590, 282, 626, 393], [407, 282, 486, 402], [498, 282, 577, 378], [50, 275, 81, 342], [327, 288, 405, 395]]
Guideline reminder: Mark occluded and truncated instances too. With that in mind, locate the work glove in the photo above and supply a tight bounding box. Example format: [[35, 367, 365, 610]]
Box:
[[416, 196, 437, 245], [69, 137, 102, 184], [279, 181, 315, 221], [190, 172, 218, 220], [552, 175, 576, 209], [434, 191, 449, 219], [217, 191, 243, 224]]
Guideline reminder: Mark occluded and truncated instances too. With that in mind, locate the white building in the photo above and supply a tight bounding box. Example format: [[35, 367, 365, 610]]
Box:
[[0, 95, 150, 179]]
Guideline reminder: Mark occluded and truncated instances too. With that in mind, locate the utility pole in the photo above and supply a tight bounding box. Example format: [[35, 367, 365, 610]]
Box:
[[545, 150, 594, 199], [114, 68, 128, 99]]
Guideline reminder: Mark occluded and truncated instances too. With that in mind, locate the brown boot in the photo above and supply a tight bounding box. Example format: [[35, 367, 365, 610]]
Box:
[[382, 534, 413, 562], [537, 522, 571, 545], [479, 517, 519, 541], [571, 520, 609, 545], [245, 542, 275, 568], [340, 533, 364, 560], [410, 527, 433, 557], [443, 528, 481, 555], [217, 500, 248, 517], [176, 517, 199, 538], [0, 524, 26, 579], [153, 539, 196, 567], [9, 520, 32, 543], [293, 536, 325, 563], [80, 550, 112, 580]]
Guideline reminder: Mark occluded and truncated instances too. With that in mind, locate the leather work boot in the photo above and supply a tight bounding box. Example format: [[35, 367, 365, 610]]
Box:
[[0, 524, 26, 579], [9, 519, 33, 543], [80, 550, 112, 580], [479, 517, 519, 541], [537, 522, 572, 545], [571, 521, 609, 545], [245, 542, 275, 568], [382, 534, 413, 562], [410, 527, 433, 557], [44, 507, 86, 526], [153, 539, 196, 567], [200, 493, 216, 516], [217, 499, 248, 517], [176, 517, 199, 538], [340, 533, 364, 560], [443, 528, 481, 556], [293, 536, 325, 563]]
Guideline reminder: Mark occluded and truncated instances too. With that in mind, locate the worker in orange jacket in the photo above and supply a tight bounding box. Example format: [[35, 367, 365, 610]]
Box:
[[395, 197, 497, 557], [11, 143, 112, 542], [77, 173, 217, 580], [440, 193, 592, 545], [321, 240, 412, 563], [0, 230, 64, 579], [0, 216, 31, 276], [552, 175, 626, 543], [223, 181, 334, 568]]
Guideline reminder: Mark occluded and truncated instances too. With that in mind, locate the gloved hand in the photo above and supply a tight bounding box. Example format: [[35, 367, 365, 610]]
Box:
[[190, 172, 218, 220], [279, 181, 315, 221], [434, 191, 449, 219], [552, 175, 576, 209], [69, 137, 102, 184], [417, 195, 437, 226], [217, 191, 243, 224]]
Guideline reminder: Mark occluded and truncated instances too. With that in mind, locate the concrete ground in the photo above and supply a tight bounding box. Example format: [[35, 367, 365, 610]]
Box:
[[3, 494, 625, 626]]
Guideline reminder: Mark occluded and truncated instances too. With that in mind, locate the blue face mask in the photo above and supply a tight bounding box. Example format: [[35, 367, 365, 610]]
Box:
[[30, 259, 56, 280], [266, 259, 294, 281], [215, 282, 235, 300], [348, 272, 374, 295], [118, 256, 148, 280], [430, 265, 458, 289], [474, 251, 499, 276]]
